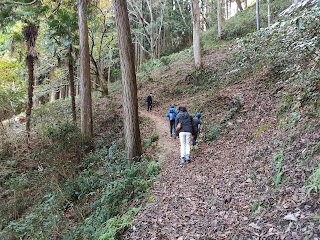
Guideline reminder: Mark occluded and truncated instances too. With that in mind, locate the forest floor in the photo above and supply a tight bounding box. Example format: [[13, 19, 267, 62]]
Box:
[[121, 46, 320, 239], [123, 109, 277, 240]]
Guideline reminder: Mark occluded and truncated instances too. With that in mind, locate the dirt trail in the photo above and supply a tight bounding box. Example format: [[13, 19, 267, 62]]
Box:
[[139, 110, 179, 161], [124, 109, 271, 239], [124, 111, 220, 239]]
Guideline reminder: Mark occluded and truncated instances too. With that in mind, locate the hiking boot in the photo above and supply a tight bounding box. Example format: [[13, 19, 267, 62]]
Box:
[[194, 146, 199, 150], [190, 146, 194, 150], [180, 157, 185, 164], [185, 154, 191, 161]]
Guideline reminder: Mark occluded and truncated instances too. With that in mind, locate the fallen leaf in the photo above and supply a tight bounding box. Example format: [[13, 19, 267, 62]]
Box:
[[283, 213, 298, 221], [249, 222, 262, 230]]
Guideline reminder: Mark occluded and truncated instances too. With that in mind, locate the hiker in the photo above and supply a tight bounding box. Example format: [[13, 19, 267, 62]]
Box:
[[166, 105, 178, 138], [145, 93, 152, 112], [191, 113, 202, 149], [175, 106, 195, 163]]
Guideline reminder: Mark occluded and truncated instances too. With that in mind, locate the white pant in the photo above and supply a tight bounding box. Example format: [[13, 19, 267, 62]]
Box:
[[179, 132, 191, 158]]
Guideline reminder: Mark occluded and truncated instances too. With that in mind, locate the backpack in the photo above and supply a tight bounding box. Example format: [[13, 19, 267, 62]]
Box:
[[169, 109, 175, 120]]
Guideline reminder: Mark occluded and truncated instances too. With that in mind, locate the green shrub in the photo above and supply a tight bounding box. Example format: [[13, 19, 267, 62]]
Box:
[[201, 0, 291, 48], [272, 150, 285, 186], [204, 122, 223, 142], [306, 164, 320, 196], [4, 141, 160, 240], [160, 55, 171, 65], [251, 200, 262, 212], [67, 149, 160, 240], [143, 132, 159, 147], [95, 207, 141, 240]]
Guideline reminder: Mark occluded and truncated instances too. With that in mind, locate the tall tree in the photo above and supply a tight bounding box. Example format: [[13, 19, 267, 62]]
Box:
[[190, 0, 202, 69], [78, 0, 93, 137], [267, 0, 270, 28], [114, 0, 142, 159], [235, 0, 243, 11], [23, 22, 38, 139], [256, 0, 260, 30], [127, 0, 166, 62], [0, 0, 48, 140], [47, 8, 79, 122], [68, 44, 77, 122], [88, 2, 116, 97], [217, 0, 222, 38]]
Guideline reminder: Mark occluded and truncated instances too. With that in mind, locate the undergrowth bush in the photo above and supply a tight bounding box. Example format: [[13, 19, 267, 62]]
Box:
[[203, 122, 223, 142], [272, 150, 285, 186], [201, 0, 291, 48], [176, 68, 221, 95], [306, 164, 320, 196], [2, 141, 160, 240], [230, 5, 320, 131]]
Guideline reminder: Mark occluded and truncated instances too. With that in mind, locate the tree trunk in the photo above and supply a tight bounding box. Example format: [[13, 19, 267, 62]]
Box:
[[135, 40, 138, 70], [217, 0, 222, 38], [114, 0, 142, 159], [107, 66, 111, 84], [33, 77, 39, 107], [256, 0, 260, 30], [59, 85, 65, 99], [50, 90, 57, 102], [23, 22, 38, 141], [148, 0, 155, 62], [225, 0, 228, 20], [235, 0, 243, 11], [267, 0, 270, 28], [157, 32, 161, 59], [69, 44, 76, 122], [78, 0, 93, 137], [140, 38, 144, 65], [99, 67, 108, 97], [26, 55, 35, 137], [191, 0, 202, 69]]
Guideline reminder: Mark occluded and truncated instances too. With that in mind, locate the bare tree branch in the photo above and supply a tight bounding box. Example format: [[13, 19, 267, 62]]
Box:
[[51, 0, 61, 14], [154, 1, 166, 48], [0, 0, 38, 6], [133, 32, 150, 55], [175, 0, 188, 27]]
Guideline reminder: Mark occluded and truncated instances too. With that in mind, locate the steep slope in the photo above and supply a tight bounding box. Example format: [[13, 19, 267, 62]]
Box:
[[122, 5, 320, 237]]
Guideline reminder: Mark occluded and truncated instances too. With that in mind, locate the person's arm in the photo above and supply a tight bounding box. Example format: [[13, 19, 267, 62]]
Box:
[[190, 115, 195, 136], [198, 123, 201, 134]]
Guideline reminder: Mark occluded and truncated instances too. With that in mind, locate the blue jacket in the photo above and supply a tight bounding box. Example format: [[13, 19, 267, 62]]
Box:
[[166, 107, 178, 120]]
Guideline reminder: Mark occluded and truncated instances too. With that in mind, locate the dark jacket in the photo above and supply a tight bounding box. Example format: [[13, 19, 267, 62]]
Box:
[[193, 118, 201, 132], [146, 95, 152, 103], [175, 112, 195, 134]]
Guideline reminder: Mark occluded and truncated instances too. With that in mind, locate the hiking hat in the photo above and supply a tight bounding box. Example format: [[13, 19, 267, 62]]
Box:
[[196, 113, 201, 118], [171, 105, 174, 108]]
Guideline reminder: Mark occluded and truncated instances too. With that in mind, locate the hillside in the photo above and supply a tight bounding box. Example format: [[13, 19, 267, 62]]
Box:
[[122, 3, 320, 239], [0, 0, 319, 239]]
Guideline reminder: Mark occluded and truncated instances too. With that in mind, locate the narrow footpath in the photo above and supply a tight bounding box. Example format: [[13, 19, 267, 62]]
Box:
[[123, 110, 248, 240]]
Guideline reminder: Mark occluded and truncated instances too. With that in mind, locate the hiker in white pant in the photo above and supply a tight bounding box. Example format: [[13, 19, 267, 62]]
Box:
[[179, 132, 191, 161], [175, 106, 195, 164]]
